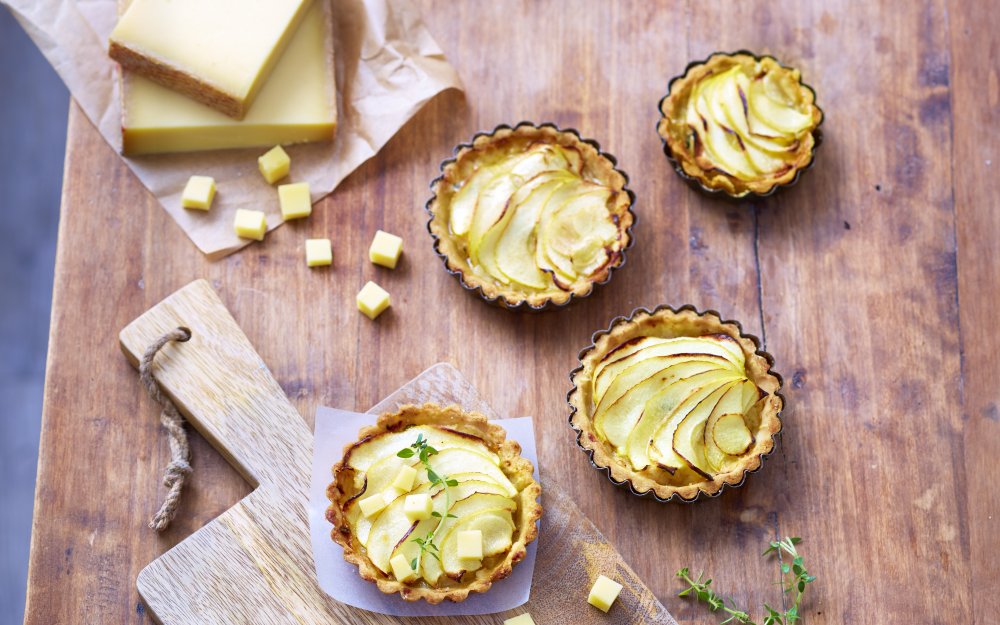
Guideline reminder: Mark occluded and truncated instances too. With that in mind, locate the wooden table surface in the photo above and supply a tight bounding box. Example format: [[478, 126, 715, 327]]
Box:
[[23, 1, 998, 623]]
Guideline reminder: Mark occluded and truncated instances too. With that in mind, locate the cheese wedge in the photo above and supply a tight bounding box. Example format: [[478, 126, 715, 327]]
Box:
[[110, 0, 315, 119], [119, 0, 337, 155]]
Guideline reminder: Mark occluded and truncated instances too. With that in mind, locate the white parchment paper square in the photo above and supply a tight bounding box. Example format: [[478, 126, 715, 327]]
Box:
[[309, 407, 539, 616]]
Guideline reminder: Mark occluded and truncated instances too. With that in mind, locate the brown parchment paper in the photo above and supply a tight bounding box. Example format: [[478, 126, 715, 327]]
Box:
[[4, 0, 463, 258]]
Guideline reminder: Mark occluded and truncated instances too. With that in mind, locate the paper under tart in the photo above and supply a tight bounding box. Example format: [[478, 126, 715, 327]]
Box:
[[657, 51, 823, 199], [325, 403, 542, 603], [567, 306, 784, 502], [426, 122, 636, 311]]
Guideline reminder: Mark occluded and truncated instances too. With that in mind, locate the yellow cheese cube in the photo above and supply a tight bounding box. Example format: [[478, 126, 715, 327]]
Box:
[[369, 230, 403, 269], [392, 465, 418, 492], [457, 529, 483, 561], [258, 145, 291, 184], [403, 494, 433, 521], [278, 182, 312, 220], [233, 209, 267, 241], [503, 614, 536, 625], [181, 175, 216, 210], [587, 575, 623, 613], [389, 553, 418, 583], [305, 239, 332, 267], [358, 493, 388, 518], [357, 281, 390, 320]]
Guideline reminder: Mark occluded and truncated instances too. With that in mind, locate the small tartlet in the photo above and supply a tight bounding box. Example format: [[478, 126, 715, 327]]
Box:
[[426, 123, 636, 310], [568, 306, 784, 502], [657, 51, 823, 198], [325, 403, 542, 603]]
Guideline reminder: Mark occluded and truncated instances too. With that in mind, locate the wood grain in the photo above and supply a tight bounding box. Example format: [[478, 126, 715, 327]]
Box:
[[115, 280, 673, 624], [23, 1, 998, 624]]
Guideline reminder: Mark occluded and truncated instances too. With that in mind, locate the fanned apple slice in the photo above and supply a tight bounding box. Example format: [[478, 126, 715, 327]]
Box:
[[626, 368, 741, 471], [594, 335, 745, 403], [646, 371, 743, 473], [416, 448, 518, 497], [594, 356, 731, 447], [704, 379, 756, 473], [535, 185, 609, 283], [366, 487, 446, 574], [421, 493, 516, 585], [712, 414, 754, 455], [357, 454, 420, 495], [449, 150, 541, 236], [592, 336, 668, 388], [716, 70, 798, 158], [343, 425, 495, 472], [475, 172, 567, 279], [673, 380, 743, 477], [746, 74, 812, 136], [694, 76, 758, 180], [539, 189, 617, 279], [440, 510, 516, 578]]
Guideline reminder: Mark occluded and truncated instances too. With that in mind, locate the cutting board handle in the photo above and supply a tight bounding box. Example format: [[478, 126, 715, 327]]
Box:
[[120, 280, 311, 494]]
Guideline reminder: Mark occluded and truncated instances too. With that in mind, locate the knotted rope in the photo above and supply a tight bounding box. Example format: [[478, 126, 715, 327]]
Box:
[[139, 327, 192, 532]]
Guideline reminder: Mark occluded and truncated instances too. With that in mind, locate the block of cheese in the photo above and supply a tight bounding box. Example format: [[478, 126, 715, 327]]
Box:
[[358, 493, 388, 518], [369, 230, 404, 269], [389, 553, 418, 583], [357, 281, 390, 320], [233, 209, 267, 241], [457, 530, 483, 561], [503, 615, 536, 625], [403, 494, 433, 521], [587, 575, 623, 612], [278, 182, 312, 220], [305, 239, 332, 267], [259, 146, 292, 184], [181, 175, 216, 210], [110, 0, 315, 119], [119, 1, 336, 155]]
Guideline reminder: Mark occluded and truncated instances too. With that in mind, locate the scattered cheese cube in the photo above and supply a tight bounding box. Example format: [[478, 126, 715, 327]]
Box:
[[278, 182, 312, 220], [358, 493, 388, 518], [369, 230, 403, 269], [587, 575, 623, 613], [389, 553, 418, 582], [233, 209, 267, 241], [392, 465, 418, 492], [403, 494, 433, 521], [181, 175, 216, 210], [258, 145, 290, 184], [457, 529, 483, 561], [305, 239, 332, 267], [357, 281, 390, 320], [503, 614, 536, 625]]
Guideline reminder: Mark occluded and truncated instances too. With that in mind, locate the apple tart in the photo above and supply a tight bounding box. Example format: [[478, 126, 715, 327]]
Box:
[[568, 306, 783, 501], [427, 123, 635, 310], [325, 404, 542, 603], [658, 51, 823, 198]]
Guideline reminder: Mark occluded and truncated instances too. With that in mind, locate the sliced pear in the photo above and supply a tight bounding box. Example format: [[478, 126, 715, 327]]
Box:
[[417, 448, 517, 497], [343, 425, 495, 473], [694, 76, 757, 180], [626, 368, 741, 471], [366, 488, 444, 574], [712, 414, 754, 455], [421, 493, 516, 585], [594, 335, 745, 403], [594, 356, 731, 446], [746, 75, 812, 136], [704, 380, 756, 473], [592, 336, 667, 387], [538, 189, 617, 279], [644, 370, 743, 473], [440, 510, 515, 578], [358, 454, 420, 496], [672, 380, 742, 477]]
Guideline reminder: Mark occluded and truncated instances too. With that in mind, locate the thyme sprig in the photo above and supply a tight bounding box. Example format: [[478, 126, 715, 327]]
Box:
[[396, 434, 457, 572], [676, 536, 816, 625]]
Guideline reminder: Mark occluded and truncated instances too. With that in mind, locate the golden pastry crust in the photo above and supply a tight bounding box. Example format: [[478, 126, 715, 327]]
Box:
[[325, 403, 542, 603], [657, 51, 823, 198], [567, 306, 784, 501], [426, 123, 635, 310]]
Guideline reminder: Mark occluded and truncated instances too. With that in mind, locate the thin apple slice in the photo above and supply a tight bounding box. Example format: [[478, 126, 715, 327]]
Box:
[[716, 70, 798, 156], [672, 381, 742, 477], [646, 371, 743, 473], [366, 488, 446, 573], [592, 336, 669, 387], [493, 175, 576, 289], [439, 510, 515, 578], [712, 413, 754, 455], [594, 335, 745, 402], [420, 493, 516, 585], [594, 356, 731, 447], [416, 448, 518, 497], [539, 189, 617, 278], [746, 76, 812, 136], [343, 425, 495, 472], [449, 150, 542, 236], [694, 76, 757, 180], [535, 186, 608, 283], [703, 380, 753, 473], [627, 369, 741, 471]]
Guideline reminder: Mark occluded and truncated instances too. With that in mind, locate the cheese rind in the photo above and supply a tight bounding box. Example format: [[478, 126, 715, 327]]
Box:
[[357, 282, 390, 320], [369, 230, 404, 269], [120, 1, 336, 155], [233, 209, 267, 241], [259, 146, 292, 184], [181, 176, 216, 210], [279, 182, 312, 220], [587, 575, 623, 612], [109, 0, 314, 119], [305, 239, 332, 267]]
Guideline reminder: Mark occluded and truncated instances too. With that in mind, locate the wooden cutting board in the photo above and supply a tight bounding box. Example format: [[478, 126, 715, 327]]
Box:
[[119, 279, 676, 624]]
